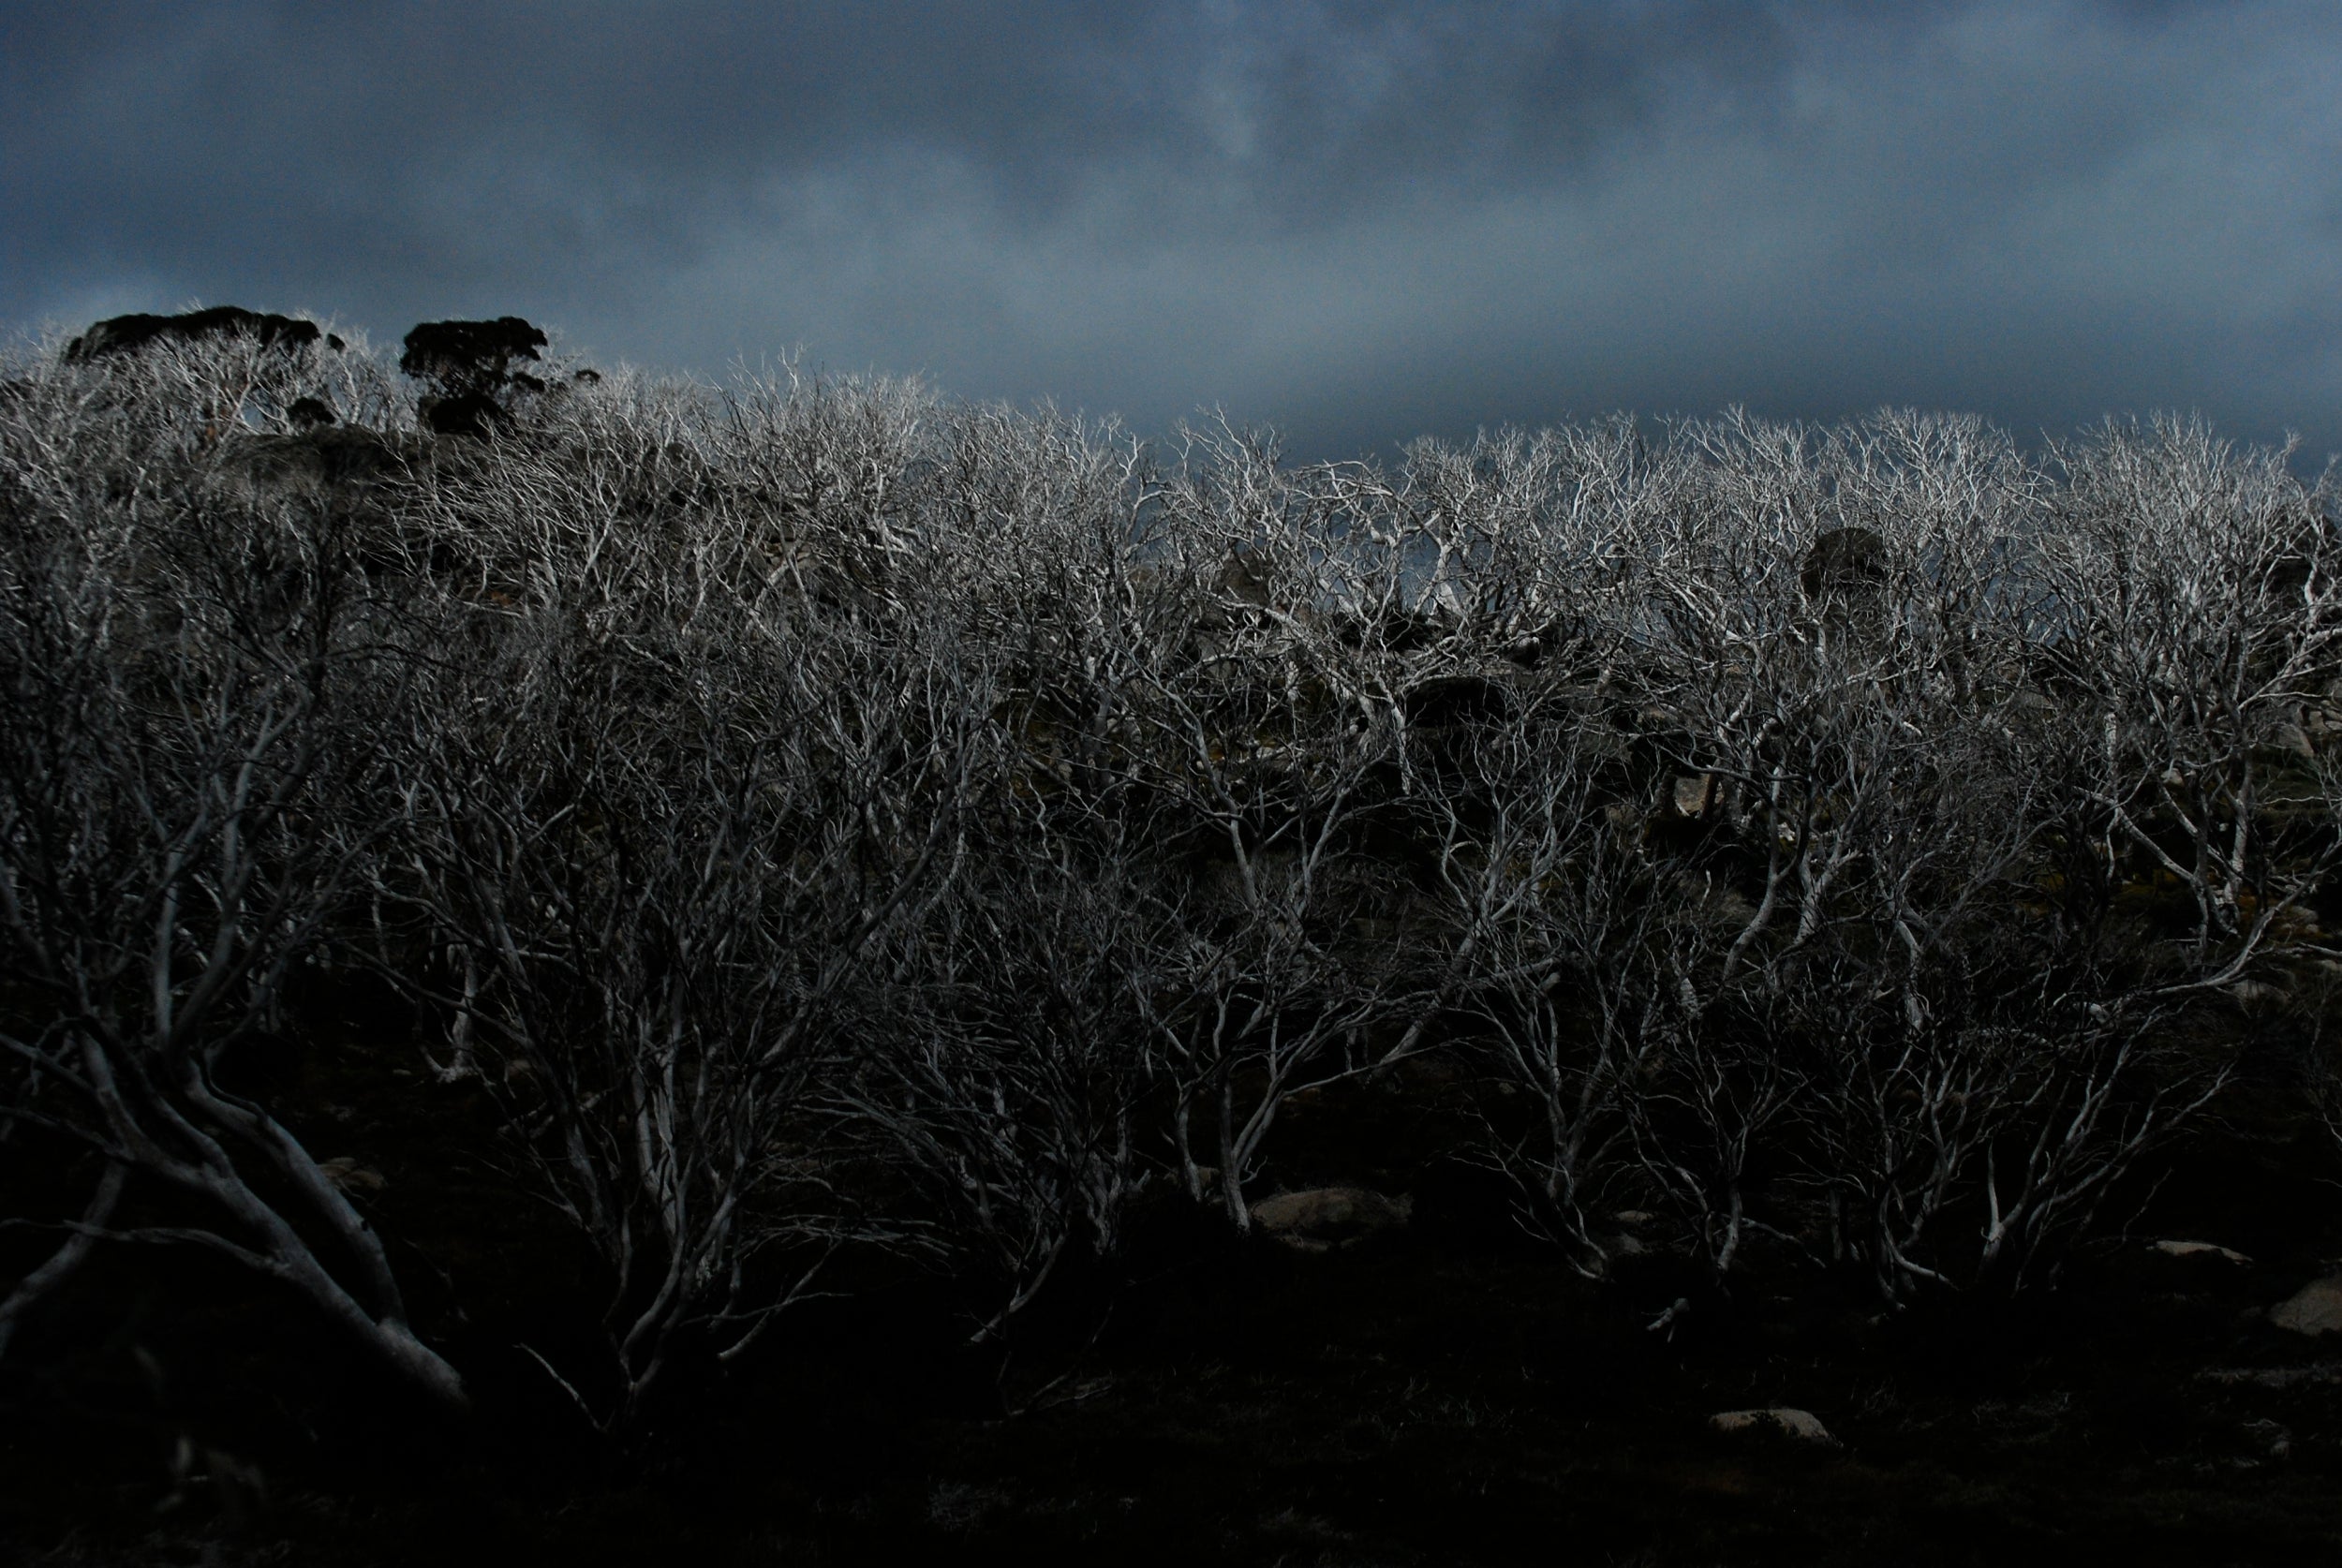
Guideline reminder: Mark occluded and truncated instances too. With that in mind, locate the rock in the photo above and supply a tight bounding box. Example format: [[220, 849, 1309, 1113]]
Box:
[[1214, 548, 1275, 608], [318, 1156, 386, 1193], [2304, 683, 2342, 739], [2005, 689, 2061, 724], [217, 425, 416, 499], [2200, 1363, 2342, 1389], [2271, 722, 2316, 761], [422, 390, 510, 439], [2243, 1417, 2292, 1459], [2153, 1239, 2253, 1265], [1249, 1187, 1413, 1252], [2229, 979, 2288, 1014], [1668, 774, 1716, 820], [1690, 879, 1759, 928], [1403, 675, 1512, 732], [1709, 1408, 1836, 1445], [2270, 1274, 2342, 1336], [2262, 902, 2325, 941]]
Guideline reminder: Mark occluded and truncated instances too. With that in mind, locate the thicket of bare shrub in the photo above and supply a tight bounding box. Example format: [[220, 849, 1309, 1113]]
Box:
[[3, 319, 2336, 1428]]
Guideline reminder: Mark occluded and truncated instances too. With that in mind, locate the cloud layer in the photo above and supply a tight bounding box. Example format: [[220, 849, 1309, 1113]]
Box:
[[5, 1, 2336, 461]]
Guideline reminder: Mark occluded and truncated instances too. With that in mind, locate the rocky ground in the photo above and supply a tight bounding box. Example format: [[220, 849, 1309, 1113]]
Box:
[[6, 1050, 2342, 1567]]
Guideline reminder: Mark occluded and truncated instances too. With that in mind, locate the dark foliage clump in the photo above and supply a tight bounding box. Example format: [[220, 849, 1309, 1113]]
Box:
[[401, 316, 552, 439], [421, 389, 507, 438], [1799, 524, 1889, 600], [64, 306, 323, 362], [399, 317, 549, 397]]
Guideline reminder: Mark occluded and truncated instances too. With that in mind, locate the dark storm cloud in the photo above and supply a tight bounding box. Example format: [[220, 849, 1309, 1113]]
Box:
[[4, 1, 2336, 460]]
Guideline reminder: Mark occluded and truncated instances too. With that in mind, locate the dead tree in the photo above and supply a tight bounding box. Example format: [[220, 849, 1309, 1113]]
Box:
[[1130, 440, 1416, 1228], [386, 614, 966, 1430], [363, 371, 981, 1433], [2032, 418, 2342, 980], [0, 371, 465, 1402], [1414, 701, 1710, 1276], [1628, 410, 2320, 1296], [848, 841, 1163, 1340]]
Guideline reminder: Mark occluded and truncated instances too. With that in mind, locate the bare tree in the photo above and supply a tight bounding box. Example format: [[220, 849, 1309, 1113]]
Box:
[[1626, 411, 2329, 1296], [353, 356, 1026, 1431], [378, 572, 970, 1434], [848, 838, 1162, 1340], [1414, 701, 1712, 1276], [2031, 418, 2342, 982], [18, 312, 2342, 1408], [1127, 429, 1418, 1228], [0, 349, 465, 1403]]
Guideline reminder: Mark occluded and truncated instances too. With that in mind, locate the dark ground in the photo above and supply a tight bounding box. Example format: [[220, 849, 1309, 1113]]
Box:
[[6, 1003, 2342, 1567]]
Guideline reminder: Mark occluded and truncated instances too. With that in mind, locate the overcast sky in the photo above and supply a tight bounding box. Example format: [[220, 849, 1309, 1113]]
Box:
[[4, 1, 2336, 463]]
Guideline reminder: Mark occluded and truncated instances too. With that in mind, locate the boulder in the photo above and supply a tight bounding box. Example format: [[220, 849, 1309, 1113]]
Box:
[[1249, 1187, 1413, 1252], [2152, 1239, 2252, 1265], [2228, 979, 2288, 1014], [215, 425, 418, 502], [1403, 675, 1513, 732], [1709, 1408, 1836, 1445], [2270, 1274, 2342, 1336], [2200, 1363, 2342, 1389], [318, 1156, 386, 1193], [421, 390, 510, 439], [1668, 773, 1717, 820], [1212, 548, 1275, 608], [1501, 632, 1548, 670]]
